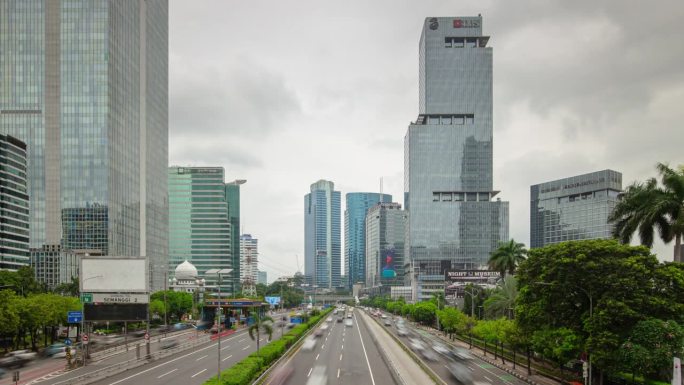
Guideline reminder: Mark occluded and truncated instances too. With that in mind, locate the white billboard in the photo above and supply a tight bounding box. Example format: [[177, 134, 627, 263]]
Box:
[[80, 258, 148, 293]]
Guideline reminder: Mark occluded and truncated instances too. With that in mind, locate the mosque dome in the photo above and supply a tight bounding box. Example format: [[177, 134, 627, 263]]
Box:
[[174, 260, 198, 281]]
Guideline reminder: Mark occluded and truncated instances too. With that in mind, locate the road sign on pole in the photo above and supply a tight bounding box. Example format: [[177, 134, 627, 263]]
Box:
[[82, 334, 89, 345], [64, 338, 72, 346], [144, 332, 150, 342], [80, 293, 93, 303], [67, 311, 82, 323]]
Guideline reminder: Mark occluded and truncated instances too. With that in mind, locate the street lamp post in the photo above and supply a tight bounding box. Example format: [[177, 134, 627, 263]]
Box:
[[80, 275, 103, 367], [535, 282, 593, 385], [206, 269, 233, 384]]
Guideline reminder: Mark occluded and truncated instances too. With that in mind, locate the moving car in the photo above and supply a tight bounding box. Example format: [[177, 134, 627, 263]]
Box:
[[347, 314, 352, 319], [301, 336, 317, 351], [44, 343, 67, 357], [408, 338, 425, 352], [397, 327, 409, 336], [306, 365, 327, 385], [326, 317, 333, 322], [160, 338, 179, 349], [452, 347, 473, 361], [447, 362, 473, 384], [432, 342, 450, 357], [384, 319, 392, 326], [345, 319, 353, 327], [336, 317, 343, 323]]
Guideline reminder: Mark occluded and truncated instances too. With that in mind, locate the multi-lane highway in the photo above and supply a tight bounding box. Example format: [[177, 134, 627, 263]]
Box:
[[268, 309, 395, 385], [370, 309, 529, 385]]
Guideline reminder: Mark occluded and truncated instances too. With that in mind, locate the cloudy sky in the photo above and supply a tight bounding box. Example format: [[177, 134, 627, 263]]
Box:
[[169, 0, 684, 282]]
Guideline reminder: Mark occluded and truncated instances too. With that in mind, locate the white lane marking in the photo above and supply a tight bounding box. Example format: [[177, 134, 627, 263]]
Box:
[[316, 353, 320, 360], [239, 338, 246, 342], [222, 354, 233, 362], [156, 369, 177, 379], [242, 345, 250, 350], [196, 355, 208, 361], [484, 376, 493, 382], [322, 344, 325, 349], [354, 313, 377, 385], [105, 330, 249, 385], [337, 368, 341, 378], [191, 369, 207, 378], [307, 367, 313, 377], [339, 354, 343, 361], [220, 345, 231, 350]]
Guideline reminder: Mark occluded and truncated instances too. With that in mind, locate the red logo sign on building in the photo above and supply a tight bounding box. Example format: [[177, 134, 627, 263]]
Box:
[[453, 19, 463, 28]]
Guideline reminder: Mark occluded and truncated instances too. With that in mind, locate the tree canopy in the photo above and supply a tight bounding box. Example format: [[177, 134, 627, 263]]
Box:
[[488, 239, 527, 277]]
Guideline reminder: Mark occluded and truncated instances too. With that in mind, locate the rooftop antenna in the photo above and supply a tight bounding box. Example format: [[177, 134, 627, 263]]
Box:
[[380, 177, 384, 196]]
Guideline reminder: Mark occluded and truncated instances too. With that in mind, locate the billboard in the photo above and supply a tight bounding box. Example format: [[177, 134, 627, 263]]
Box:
[[381, 248, 397, 279], [265, 296, 281, 306], [84, 303, 147, 321], [444, 270, 500, 299], [80, 258, 147, 293]]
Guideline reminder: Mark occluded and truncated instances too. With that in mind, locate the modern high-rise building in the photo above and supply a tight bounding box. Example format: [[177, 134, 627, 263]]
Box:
[[304, 180, 341, 289], [0, 1, 169, 289], [225, 180, 245, 292], [168, 167, 233, 294], [239, 233, 258, 296], [257, 270, 267, 285], [404, 16, 509, 301], [0, 135, 29, 270], [530, 170, 623, 248], [344, 192, 392, 289], [365, 202, 406, 288]]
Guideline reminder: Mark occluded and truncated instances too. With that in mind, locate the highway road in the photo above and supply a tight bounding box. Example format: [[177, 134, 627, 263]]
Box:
[[268, 310, 395, 385], [370, 309, 528, 385]]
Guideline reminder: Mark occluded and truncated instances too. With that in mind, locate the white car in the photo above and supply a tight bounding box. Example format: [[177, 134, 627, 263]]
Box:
[[409, 338, 425, 351], [306, 365, 327, 385], [344, 319, 353, 327], [326, 317, 333, 322], [302, 337, 317, 351]]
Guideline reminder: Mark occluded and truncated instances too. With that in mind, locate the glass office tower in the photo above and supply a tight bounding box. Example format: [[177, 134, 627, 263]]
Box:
[[365, 202, 405, 288], [225, 180, 245, 292], [0, 135, 29, 270], [405, 16, 509, 301], [344, 192, 391, 289], [530, 170, 622, 248], [0, 1, 168, 289], [304, 180, 341, 289], [168, 167, 233, 294]]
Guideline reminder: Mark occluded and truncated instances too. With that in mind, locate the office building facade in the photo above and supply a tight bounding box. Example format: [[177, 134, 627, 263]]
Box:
[[0, 135, 29, 270], [365, 202, 406, 288], [225, 180, 245, 292], [257, 270, 267, 285], [304, 180, 341, 289], [530, 170, 622, 248], [168, 167, 232, 294], [344, 192, 391, 289], [239, 233, 258, 296], [0, 1, 169, 289], [404, 16, 509, 301], [30, 244, 80, 289]]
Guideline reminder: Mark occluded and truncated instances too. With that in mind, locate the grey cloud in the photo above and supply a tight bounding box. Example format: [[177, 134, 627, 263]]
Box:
[[170, 139, 263, 169]]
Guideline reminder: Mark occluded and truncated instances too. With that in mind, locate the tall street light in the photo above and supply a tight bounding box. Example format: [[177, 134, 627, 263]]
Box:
[[80, 275, 103, 366], [206, 268, 233, 383], [535, 282, 593, 385]]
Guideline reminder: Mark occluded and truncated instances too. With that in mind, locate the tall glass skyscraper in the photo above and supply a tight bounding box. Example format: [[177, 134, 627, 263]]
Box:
[[225, 180, 245, 292], [365, 202, 405, 288], [304, 180, 341, 289], [405, 16, 509, 301], [531, 170, 622, 248], [0, 1, 168, 289], [168, 167, 233, 294], [344, 192, 391, 289], [0, 135, 29, 270]]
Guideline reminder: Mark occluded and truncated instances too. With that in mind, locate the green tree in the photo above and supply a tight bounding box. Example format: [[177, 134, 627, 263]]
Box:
[[0, 290, 20, 352], [150, 299, 165, 318], [531, 327, 582, 377], [248, 310, 273, 357], [411, 302, 436, 325], [462, 284, 489, 319], [436, 307, 468, 338], [609, 163, 684, 262], [618, 319, 684, 381], [151, 291, 193, 320], [516, 239, 684, 374], [54, 276, 79, 297], [0, 266, 44, 296], [483, 276, 518, 319], [488, 239, 527, 277]]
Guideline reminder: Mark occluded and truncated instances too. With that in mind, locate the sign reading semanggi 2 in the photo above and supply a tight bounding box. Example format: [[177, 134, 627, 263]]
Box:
[[453, 19, 480, 28]]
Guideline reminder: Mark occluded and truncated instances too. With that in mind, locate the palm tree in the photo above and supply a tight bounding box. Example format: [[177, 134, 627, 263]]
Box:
[[248, 310, 273, 356], [483, 276, 518, 319], [609, 163, 684, 262], [488, 239, 527, 277]]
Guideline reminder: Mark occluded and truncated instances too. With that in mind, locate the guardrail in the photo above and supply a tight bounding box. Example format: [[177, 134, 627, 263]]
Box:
[[52, 334, 213, 385]]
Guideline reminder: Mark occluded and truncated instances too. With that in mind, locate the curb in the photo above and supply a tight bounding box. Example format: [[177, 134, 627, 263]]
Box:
[[356, 312, 406, 385]]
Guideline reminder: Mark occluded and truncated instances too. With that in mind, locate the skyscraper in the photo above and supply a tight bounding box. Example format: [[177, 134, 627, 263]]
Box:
[[239, 233, 258, 297], [225, 180, 245, 292], [531, 170, 622, 248], [404, 16, 509, 301], [304, 180, 341, 289], [0, 135, 29, 270], [365, 202, 405, 288], [0, 1, 168, 289], [344, 192, 391, 289], [168, 167, 232, 294]]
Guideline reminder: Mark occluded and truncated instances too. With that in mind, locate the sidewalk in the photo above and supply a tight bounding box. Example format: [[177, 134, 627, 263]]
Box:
[[414, 324, 562, 385], [358, 311, 438, 385]]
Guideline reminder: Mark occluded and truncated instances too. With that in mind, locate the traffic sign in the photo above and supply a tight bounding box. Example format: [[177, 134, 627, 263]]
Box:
[[144, 332, 150, 342], [67, 311, 82, 323], [64, 338, 72, 346], [81, 293, 93, 303], [82, 334, 89, 345]]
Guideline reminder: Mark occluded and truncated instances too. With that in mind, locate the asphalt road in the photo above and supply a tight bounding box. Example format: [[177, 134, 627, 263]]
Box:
[[269, 310, 395, 385], [372, 310, 528, 385]]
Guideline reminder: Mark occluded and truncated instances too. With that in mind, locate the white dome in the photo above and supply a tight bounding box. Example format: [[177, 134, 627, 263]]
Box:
[[174, 260, 198, 280]]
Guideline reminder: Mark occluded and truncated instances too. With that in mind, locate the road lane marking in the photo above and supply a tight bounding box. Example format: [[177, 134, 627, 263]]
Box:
[[242, 345, 250, 350], [220, 345, 231, 350], [156, 369, 177, 379], [484, 376, 493, 382], [316, 354, 320, 360], [322, 344, 325, 349], [339, 354, 343, 361], [337, 368, 341, 378], [354, 313, 377, 385], [239, 338, 246, 342], [196, 355, 208, 361], [341, 344, 343, 350], [307, 367, 313, 377], [222, 354, 233, 362], [105, 330, 249, 385], [191, 369, 207, 378]]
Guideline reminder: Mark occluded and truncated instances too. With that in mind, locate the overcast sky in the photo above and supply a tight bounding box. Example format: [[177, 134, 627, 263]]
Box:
[[169, 0, 684, 283]]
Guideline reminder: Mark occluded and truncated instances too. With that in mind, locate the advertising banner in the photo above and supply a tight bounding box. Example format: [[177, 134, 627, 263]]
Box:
[[444, 270, 500, 299]]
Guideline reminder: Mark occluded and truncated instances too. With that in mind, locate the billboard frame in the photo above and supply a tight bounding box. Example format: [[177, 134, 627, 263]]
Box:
[[79, 257, 148, 293]]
